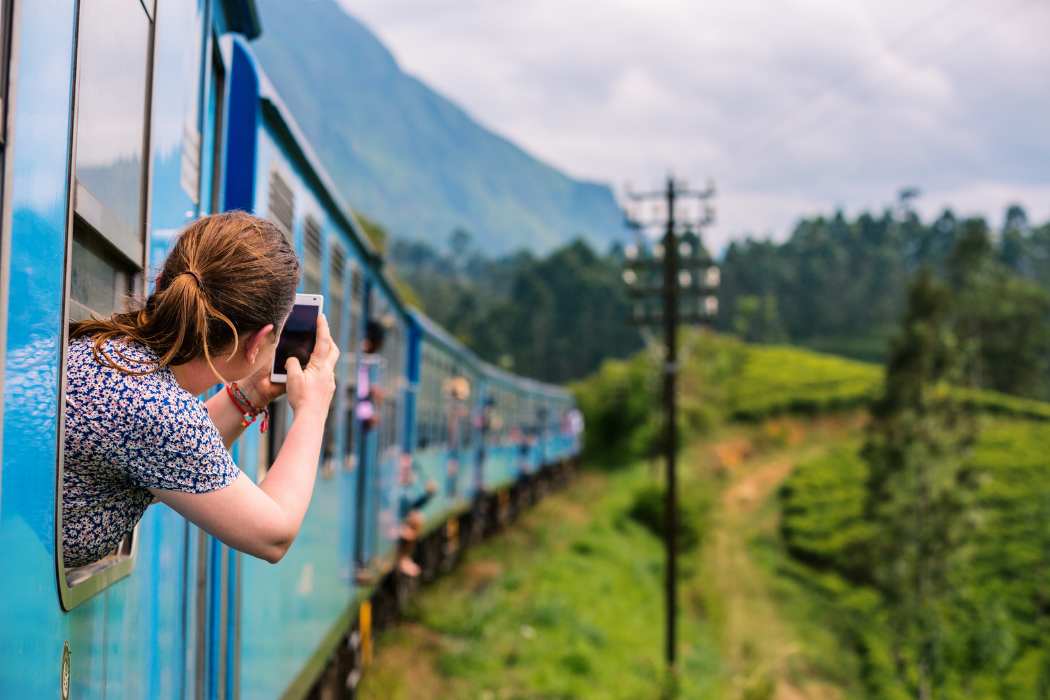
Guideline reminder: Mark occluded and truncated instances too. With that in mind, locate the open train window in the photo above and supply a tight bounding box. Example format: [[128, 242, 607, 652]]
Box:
[[57, 0, 157, 610]]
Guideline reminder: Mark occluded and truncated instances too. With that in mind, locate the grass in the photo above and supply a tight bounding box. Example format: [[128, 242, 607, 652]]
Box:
[[359, 417, 876, 700], [362, 335, 1050, 699], [359, 458, 726, 700], [573, 333, 1050, 474]]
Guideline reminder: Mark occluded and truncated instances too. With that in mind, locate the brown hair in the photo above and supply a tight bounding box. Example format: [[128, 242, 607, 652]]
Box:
[[70, 211, 302, 380]]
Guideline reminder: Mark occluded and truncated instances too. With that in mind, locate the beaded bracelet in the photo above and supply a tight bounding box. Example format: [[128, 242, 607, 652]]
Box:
[[226, 382, 270, 433]]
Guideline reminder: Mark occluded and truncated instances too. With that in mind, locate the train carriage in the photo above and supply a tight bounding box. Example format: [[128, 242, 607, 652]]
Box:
[[0, 1, 580, 698]]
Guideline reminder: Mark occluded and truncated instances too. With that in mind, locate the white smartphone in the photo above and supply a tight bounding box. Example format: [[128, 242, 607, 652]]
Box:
[[270, 293, 324, 383]]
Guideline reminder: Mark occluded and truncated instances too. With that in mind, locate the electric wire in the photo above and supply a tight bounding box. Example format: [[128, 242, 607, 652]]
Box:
[[718, 0, 979, 164], [716, 0, 1047, 176]]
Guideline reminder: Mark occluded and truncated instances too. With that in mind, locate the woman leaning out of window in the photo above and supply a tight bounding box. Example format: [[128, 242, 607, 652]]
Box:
[[62, 211, 339, 568]]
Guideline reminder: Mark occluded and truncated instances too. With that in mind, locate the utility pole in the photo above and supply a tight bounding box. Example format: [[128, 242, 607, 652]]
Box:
[[622, 175, 718, 669]]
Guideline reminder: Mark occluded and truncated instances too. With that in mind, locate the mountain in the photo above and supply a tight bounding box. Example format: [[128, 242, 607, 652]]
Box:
[[249, 0, 624, 255]]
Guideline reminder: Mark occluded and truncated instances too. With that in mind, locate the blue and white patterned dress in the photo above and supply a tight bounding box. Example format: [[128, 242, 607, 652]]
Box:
[[62, 336, 241, 567]]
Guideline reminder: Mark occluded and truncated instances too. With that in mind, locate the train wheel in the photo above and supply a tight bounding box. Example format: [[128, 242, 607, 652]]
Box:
[[345, 613, 366, 698], [420, 531, 440, 583], [395, 568, 418, 613], [438, 518, 459, 574]]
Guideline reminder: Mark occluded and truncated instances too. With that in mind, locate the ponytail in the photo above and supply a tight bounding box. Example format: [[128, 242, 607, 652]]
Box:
[[71, 211, 302, 381]]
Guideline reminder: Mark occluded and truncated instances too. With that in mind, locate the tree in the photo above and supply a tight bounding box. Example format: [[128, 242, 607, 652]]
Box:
[[863, 268, 979, 699]]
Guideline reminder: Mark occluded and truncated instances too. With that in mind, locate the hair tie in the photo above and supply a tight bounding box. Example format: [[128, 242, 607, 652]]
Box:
[[184, 270, 203, 287]]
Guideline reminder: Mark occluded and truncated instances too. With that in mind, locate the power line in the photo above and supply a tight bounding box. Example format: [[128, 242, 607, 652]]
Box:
[[717, 0, 979, 165], [718, 0, 1047, 176]]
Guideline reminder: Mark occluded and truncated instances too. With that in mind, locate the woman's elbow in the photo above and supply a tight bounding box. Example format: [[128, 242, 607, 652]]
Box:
[[261, 545, 288, 564], [262, 525, 298, 563], [250, 537, 291, 564]]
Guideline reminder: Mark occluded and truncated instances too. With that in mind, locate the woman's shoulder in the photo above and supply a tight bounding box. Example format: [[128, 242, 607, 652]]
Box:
[[67, 335, 203, 416]]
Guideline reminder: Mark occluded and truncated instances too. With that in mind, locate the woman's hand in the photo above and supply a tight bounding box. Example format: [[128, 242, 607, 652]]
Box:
[[285, 314, 340, 420], [241, 360, 286, 408]]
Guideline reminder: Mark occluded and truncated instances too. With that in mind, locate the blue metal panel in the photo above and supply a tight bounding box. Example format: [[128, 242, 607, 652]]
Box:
[[223, 40, 257, 213]]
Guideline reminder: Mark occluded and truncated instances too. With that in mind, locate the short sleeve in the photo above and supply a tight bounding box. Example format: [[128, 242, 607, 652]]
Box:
[[122, 389, 241, 493]]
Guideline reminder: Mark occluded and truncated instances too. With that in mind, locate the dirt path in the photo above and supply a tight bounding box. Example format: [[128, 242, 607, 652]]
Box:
[[705, 439, 849, 700]]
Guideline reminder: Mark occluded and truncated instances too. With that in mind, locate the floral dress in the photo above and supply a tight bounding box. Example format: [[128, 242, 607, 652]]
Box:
[[62, 336, 241, 568]]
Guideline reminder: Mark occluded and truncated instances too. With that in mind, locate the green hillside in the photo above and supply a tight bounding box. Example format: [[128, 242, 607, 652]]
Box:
[[574, 334, 1050, 469], [357, 335, 1050, 698], [250, 0, 623, 255], [575, 335, 1050, 697]]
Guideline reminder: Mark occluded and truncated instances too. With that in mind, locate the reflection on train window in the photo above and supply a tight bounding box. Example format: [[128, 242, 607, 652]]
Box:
[[74, 0, 152, 243], [59, 0, 156, 611]]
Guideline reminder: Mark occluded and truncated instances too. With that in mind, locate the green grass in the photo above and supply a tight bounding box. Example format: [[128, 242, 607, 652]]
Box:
[[363, 336, 1050, 700], [359, 465, 726, 700], [573, 335, 1050, 472]]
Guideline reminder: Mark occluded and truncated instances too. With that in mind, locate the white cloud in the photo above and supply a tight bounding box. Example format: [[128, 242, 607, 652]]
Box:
[[335, 0, 1050, 243]]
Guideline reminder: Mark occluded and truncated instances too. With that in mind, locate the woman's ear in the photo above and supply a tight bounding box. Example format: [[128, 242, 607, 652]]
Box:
[[245, 324, 276, 365]]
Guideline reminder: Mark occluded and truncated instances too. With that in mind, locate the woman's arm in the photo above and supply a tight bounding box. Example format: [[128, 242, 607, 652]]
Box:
[[206, 361, 287, 450], [150, 316, 339, 563]]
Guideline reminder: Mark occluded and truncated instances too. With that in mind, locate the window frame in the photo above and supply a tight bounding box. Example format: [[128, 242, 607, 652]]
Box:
[[56, 0, 158, 611], [0, 0, 23, 524]]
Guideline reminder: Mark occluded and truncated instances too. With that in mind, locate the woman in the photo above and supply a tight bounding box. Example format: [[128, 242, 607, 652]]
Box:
[[62, 211, 339, 568]]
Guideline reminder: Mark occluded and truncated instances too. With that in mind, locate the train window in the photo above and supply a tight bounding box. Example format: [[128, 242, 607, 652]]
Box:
[[302, 215, 322, 295], [59, 0, 156, 610], [268, 169, 293, 240]]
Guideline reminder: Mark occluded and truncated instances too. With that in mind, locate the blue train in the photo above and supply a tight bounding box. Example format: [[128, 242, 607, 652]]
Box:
[[0, 1, 582, 697]]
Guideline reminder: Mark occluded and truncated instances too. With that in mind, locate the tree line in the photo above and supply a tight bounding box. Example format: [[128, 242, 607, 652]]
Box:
[[382, 204, 1050, 400], [720, 205, 1050, 399], [384, 228, 642, 385]]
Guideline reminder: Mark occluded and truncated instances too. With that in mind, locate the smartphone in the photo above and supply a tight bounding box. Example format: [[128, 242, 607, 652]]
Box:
[[270, 293, 324, 383]]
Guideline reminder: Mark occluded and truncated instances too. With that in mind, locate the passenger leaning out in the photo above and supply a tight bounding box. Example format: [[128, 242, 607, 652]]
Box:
[[62, 211, 339, 569]]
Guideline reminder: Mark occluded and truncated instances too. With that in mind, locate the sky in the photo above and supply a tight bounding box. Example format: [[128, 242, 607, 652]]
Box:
[[335, 0, 1050, 252]]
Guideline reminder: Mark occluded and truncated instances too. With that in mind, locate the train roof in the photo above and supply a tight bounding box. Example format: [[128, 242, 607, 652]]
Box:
[[239, 37, 572, 404], [409, 309, 571, 401], [238, 37, 408, 315]]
